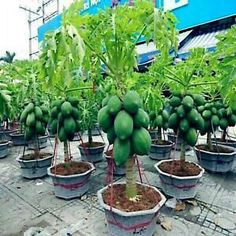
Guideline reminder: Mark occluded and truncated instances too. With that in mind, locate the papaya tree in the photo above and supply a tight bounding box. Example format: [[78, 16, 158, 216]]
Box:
[[65, 1, 178, 199], [164, 48, 218, 168]]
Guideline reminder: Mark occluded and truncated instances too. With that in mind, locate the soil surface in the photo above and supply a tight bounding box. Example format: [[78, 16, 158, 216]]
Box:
[[20, 153, 52, 161], [159, 160, 201, 177], [197, 144, 234, 153], [152, 140, 172, 145], [104, 149, 113, 157], [79, 142, 104, 148], [51, 161, 91, 176], [103, 184, 161, 212]]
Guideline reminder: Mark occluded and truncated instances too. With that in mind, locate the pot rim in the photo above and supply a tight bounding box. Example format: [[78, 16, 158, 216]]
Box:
[[151, 140, 174, 148], [0, 141, 9, 146], [9, 132, 24, 137], [211, 138, 236, 144], [16, 153, 53, 163], [47, 161, 95, 178], [78, 142, 105, 150], [194, 144, 236, 156], [97, 182, 166, 217], [154, 159, 205, 180]]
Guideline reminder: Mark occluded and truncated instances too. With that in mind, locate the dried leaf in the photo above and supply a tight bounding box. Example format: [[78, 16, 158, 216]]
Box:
[[185, 199, 198, 207], [175, 202, 186, 211], [160, 218, 172, 231]]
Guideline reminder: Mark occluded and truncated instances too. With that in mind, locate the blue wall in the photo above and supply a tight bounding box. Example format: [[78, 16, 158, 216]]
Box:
[[171, 0, 236, 30], [38, 0, 236, 42]]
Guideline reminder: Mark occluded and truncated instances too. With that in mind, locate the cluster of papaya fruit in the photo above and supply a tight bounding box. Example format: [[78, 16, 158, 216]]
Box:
[[49, 97, 80, 142], [168, 93, 206, 146], [198, 101, 236, 135], [149, 109, 170, 130], [20, 102, 49, 140], [98, 91, 151, 166]]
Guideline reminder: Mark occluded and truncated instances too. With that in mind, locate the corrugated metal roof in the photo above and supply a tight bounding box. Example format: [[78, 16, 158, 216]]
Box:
[[178, 28, 227, 58]]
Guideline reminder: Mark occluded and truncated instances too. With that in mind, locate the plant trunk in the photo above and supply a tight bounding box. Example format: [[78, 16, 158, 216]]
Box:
[[64, 140, 70, 162], [207, 132, 213, 151], [180, 140, 186, 170], [125, 155, 137, 199], [88, 128, 93, 147], [34, 136, 40, 157], [157, 127, 162, 142], [221, 129, 227, 142]]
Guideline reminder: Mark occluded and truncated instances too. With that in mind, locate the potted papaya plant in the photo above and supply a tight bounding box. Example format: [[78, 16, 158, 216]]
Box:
[[63, 1, 180, 234], [194, 97, 236, 173], [78, 91, 105, 163], [16, 99, 53, 179], [0, 81, 11, 158], [47, 96, 95, 199], [154, 49, 214, 199]]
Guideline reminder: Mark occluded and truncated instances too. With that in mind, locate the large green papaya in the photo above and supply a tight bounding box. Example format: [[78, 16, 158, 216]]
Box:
[[123, 91, 141, 114], [102, 96, 110, 107], [182, 96, 194, 111], [107, 127, 116, 144], [71, 107, 80, 120], [168, 113, 178, 129], [131, 127, 151, 155], [107, 95, 122, 115], [36, 121, 45, 135], [20, 109, 28, 123], [50, 119, 58, 134], [61, 101, 73, 117], [114, 138, 131, 166], [114, 110, 133, 140], [97, 106, 113, 132], [64, 117, 76, 135], [133, 108, 149, 128], [187, 109, 200, 124], [170, 96, 181, 107], [58, 127, 67, 142], [25, 126, 34, 141], [24, 102, 34, 114], [185, 128, 197, 146], [51, 106, 59, 119], [193, 94, 205, 106], [35, 106, 43, 120], [26, 113, 36, 127], [67, 97, 79, 106]]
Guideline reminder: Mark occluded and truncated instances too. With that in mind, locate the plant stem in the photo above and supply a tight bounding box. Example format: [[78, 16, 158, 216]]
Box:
[[64, 140, 70, 162], [125, 155, 137, 199], [221, 129, 227, 142], [207, 132, 213, 151], [34, 136, 40, 157], [157, 126, 162, 142], [88, 128, 93, 146], [180, 140, 186, 170]]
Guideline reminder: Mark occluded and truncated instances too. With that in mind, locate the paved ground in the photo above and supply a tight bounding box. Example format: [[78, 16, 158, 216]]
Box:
[[0, 131, 236, 236]]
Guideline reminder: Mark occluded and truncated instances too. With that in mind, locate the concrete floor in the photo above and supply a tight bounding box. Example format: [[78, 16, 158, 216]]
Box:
[[0, 132, 236, 236]]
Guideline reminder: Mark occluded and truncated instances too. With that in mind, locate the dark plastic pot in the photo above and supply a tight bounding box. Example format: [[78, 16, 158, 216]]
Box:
[[149, 140, 174, 160], [27, 135, 48, 150], [149, 130, 158, 140], [97, 182, 166, 236], [155, 160, 204, 199], [0, 129, 17, 141], [0, 141, 9, 159], [78, 142, 105, 163], [194, 144, 236, 173], [167, 132, 190, 151], [16, 153, 53, 179], [211, 138, 236, 149], [48, 162, 95, 199], [9, 133, 26, 146], [104, 152, 125, 176]]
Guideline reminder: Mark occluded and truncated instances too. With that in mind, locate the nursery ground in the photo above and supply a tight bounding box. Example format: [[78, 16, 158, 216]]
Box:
[[0, 130, 236, 236]]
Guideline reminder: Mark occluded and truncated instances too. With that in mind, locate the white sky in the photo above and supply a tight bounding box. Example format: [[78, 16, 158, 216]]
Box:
[[0, 0, 73, 60]]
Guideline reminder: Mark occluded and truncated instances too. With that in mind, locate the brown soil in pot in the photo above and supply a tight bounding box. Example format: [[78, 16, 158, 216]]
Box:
[[103, 184, 161, 212], [197, 144, 233, 153], [105, 149, 113, 157], [79, 142, 104, 148], [159, 160, 201, 177], [152, 140, 172, 145], [51, 161, 91, 176], [20, 152, 52, 161]]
